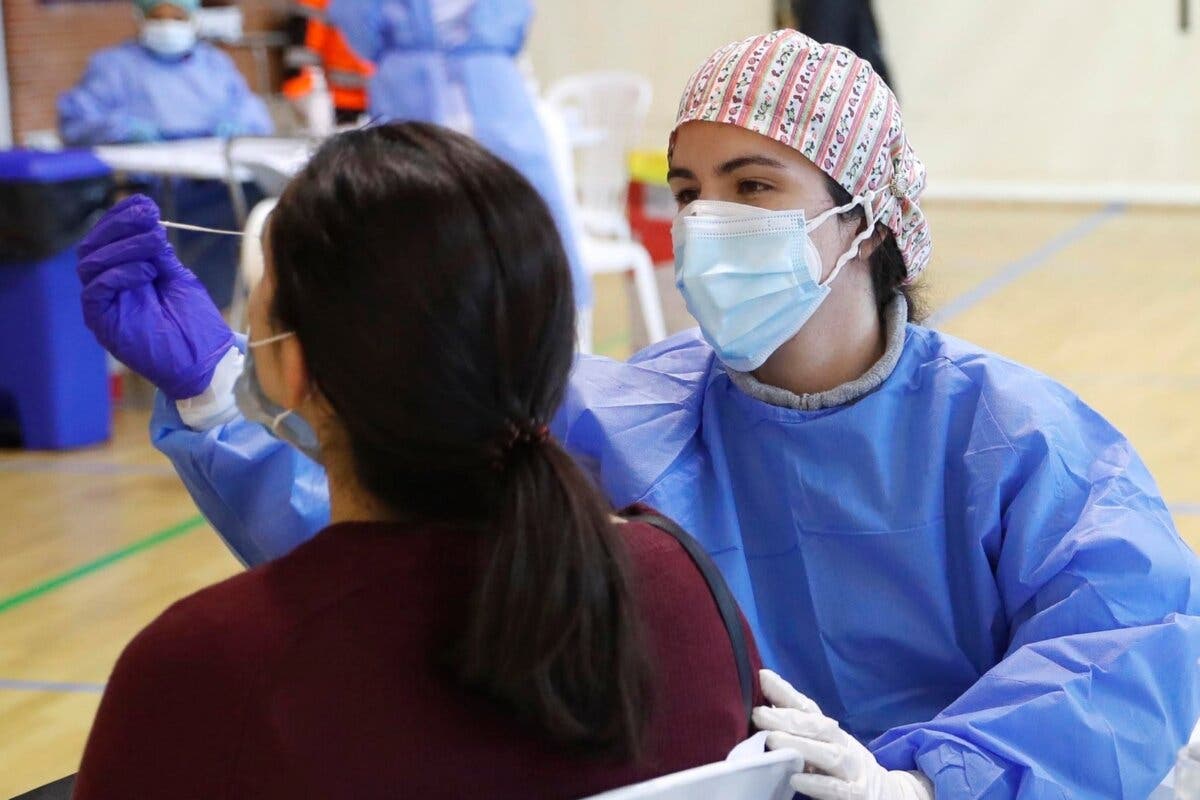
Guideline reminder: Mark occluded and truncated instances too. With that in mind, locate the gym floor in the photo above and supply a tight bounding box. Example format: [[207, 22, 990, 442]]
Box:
[[1, 200, 1198, 796]]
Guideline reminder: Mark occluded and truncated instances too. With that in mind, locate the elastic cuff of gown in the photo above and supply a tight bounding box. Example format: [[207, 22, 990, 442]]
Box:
[[176, 346, 243, 430]]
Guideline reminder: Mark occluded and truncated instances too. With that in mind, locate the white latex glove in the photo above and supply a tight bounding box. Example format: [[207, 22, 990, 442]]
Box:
[[752, 670, 934, 800]]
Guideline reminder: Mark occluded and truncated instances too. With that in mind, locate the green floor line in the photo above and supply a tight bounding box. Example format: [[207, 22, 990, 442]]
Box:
[[0, 515, 207, 616]]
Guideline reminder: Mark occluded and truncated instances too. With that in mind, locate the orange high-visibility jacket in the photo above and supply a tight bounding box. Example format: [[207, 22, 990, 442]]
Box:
[[282, 0, 374, 113]]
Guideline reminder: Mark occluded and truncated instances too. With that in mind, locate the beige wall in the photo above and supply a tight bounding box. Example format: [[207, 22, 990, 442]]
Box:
[[875, 0, 1200, 202], [526, 1, 774, 152], [528, 2, 1200, 202]]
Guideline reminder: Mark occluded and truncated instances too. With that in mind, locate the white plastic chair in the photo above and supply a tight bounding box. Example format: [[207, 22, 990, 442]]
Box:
[[577, 235, 667, 352], [579, 749, 798, 800], [228, 196, 278, 332], [536, 96, 666, 352], [545, 71, 652, 241]]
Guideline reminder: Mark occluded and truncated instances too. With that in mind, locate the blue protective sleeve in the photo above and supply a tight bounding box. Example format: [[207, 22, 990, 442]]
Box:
[[327, 0, 385, 63], [58, 52, 148, 146], [871, 366, 1200, 799], [150, 390, 328, 567]]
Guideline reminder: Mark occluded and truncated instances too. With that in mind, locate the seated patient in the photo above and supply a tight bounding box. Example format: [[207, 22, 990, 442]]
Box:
[[72, 123, 760, 799]]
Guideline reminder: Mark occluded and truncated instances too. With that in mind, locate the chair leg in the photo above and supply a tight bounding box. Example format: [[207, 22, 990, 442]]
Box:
[[630, 246, 667, 344], [576, 306, 594, 354]]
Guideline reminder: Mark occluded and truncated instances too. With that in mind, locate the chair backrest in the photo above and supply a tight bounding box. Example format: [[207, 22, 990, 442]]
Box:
[[579, 749, 798, 800], [534, 99, 584, 238], [544, 71, 652, 233], [240, 197, 278, 294], [229, 196, 279, 332]]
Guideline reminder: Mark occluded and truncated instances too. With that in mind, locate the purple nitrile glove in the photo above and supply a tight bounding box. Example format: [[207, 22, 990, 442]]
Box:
[[78, 194, 236, 400]]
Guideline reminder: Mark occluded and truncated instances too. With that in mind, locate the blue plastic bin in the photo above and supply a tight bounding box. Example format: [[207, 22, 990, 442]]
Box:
[[0, 149, 114, 449]]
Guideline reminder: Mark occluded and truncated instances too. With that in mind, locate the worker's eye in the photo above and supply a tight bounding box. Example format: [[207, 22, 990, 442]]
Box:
[[738, 180, 773, 197], [673, 188, 699, 207]]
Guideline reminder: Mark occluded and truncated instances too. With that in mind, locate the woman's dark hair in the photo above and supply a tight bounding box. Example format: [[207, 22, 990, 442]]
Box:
[[825, 175, 927, 323], [268, 122, 649, 756]]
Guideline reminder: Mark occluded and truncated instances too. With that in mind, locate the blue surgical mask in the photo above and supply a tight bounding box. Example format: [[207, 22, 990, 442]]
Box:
[[140, 19, 198, 58], [233, 331, 322, 463], [672, 195, 879, 372]]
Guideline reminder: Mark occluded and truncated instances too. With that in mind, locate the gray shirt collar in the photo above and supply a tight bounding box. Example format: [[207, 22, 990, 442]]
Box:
[[726, 295, 909, 411]]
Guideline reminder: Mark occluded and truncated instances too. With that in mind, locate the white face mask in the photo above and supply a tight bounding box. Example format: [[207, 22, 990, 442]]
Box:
[[671, 193, 879, 372], [140, 19, 198, 58]]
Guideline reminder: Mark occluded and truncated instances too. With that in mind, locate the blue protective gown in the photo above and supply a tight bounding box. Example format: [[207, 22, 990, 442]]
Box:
[[151, 325, 1200, 799], [58, 40, 274, 308], [58, 41, 272, 146], [325, 0, 591, 308]]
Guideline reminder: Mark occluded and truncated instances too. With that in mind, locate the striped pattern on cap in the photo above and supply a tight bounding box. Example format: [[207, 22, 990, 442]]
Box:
[[674, 30, 932, 280]]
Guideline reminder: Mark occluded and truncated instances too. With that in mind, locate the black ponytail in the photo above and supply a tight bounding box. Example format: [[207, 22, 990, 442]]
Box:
[[461, 439, 649, 754], [269, 122, 650, 756]]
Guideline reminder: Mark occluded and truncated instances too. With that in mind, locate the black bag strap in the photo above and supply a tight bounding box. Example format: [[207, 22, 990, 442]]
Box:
[[622, 511, 754, 723], [10, 774, 75, 800]]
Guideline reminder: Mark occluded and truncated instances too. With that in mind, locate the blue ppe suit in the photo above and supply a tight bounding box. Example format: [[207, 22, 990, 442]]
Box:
[[58, 41, 273, 307], [152, 325, 1200, 799], [325, 0, 591, 308], [58, 41, 272, 146]]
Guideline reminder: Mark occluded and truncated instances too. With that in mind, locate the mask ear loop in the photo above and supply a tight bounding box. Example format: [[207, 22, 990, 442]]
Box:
[[270, 407, 296, 432], [812, 190, 883, 288], [250, 330, 311, 429], [271, 388, 319, 435]]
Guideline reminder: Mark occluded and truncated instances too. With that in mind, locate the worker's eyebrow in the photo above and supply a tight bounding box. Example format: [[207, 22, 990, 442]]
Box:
[[667, 156, 788, 182], [715, 155, 787, 175]]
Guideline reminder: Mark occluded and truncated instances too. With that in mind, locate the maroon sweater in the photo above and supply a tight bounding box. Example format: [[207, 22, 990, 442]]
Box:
[[74, 518, 762, 799]]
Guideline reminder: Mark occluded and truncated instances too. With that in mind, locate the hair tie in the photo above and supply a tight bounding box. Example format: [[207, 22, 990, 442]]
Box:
[[490, 419, 550, 471]]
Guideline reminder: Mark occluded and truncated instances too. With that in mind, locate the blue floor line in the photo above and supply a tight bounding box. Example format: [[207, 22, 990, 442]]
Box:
[[929, 203, 1127, 327], [1056, 373, 1200, 390]]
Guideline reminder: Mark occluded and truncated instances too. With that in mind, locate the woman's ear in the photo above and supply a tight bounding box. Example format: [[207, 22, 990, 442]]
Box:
[[857, 223, 887, 261], [278, 335, 312, 410]]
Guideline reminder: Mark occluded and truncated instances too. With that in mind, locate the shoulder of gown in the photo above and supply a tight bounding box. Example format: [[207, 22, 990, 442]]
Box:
[[555, 330, 719, 506]]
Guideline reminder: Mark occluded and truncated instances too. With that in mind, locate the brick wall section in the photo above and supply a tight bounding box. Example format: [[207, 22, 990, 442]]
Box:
[[2, 0, 282, 142]]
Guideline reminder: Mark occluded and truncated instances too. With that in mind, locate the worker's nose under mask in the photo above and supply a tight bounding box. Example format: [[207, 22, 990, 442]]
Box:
[[233, 331, 322, 463], [672, 194, 879, 372]]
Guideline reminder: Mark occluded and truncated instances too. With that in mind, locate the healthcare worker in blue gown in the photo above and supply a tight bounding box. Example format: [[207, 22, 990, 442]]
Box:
[[58, 0, 273, 308], [324, 0, 591, 311], [77, 29, 1200, 800]]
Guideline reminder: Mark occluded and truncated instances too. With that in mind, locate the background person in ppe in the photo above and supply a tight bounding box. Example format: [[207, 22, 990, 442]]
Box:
[[281, 0, 374, 125], [57, 0, 272, 146], [77, 29, 1200, 800], [324, 0, 591, 312], [57, 0, 273, 309], [780, 0, 893, 86], [72, 124, 759, 797]]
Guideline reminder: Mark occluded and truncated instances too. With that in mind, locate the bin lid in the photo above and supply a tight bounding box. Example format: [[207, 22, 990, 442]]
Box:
[[0, 149, 111, 183]]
